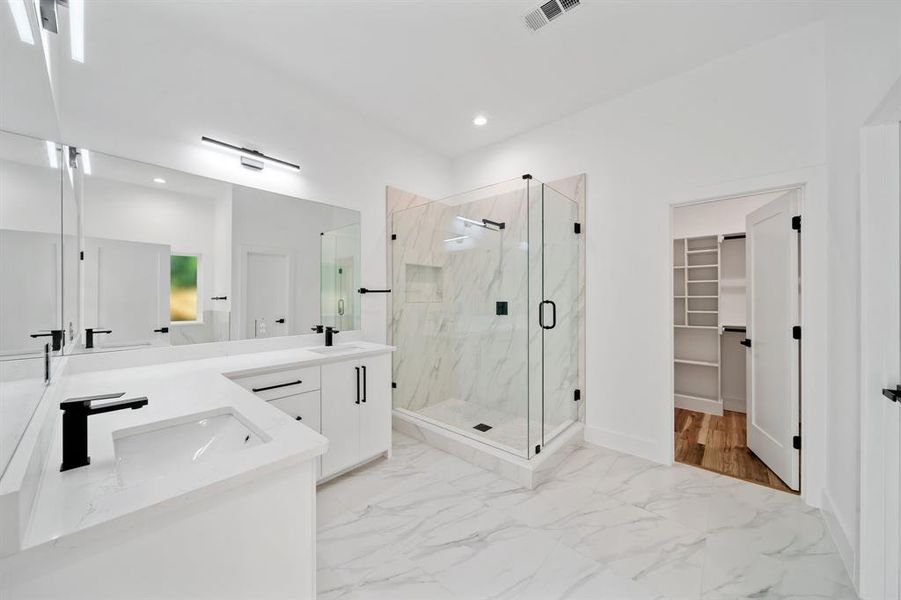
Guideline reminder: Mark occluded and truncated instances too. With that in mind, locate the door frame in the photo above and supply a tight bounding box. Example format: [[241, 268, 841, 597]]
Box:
[[236, 245, 294, 339], [668, 165, 828, 511], [859, 111, 901, 597]]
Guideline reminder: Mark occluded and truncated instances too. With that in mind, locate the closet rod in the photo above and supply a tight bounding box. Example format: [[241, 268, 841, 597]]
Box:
[[722, 325, 746, 333]]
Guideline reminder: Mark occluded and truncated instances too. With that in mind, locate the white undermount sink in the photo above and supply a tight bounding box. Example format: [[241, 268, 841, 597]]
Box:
[[307, 344, 364, 355], [114, 411, 265, 486]]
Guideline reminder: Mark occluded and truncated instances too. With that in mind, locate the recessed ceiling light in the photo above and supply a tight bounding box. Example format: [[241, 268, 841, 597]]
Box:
[[69, 0, 84, 62], [8, 0, 34, 44], [153, 177, 166, 184], [473, 115, 488, 127]]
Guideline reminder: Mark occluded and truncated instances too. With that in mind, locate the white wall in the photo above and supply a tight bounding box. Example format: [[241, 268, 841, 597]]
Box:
[[672, 191, 781, 239], [821, 5, 901, 584]]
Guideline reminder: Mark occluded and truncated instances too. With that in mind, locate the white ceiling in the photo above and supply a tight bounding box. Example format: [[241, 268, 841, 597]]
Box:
[[33, 1, 830, 159]]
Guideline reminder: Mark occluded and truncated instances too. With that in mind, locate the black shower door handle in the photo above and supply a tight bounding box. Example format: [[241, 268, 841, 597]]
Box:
[[539, 300, 556, 330]]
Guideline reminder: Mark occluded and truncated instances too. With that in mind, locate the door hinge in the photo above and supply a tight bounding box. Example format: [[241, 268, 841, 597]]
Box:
[[534, 444, 541, 454], [574, 222, 582, 234], [392, 381, 397, 389], [792, 326, 801, 340], [792, 435, 801, 450], [391, 234, 397, 241], [79, 250, 84, 260], [791, 215, 801, 231], [574, 389, 581, 401]]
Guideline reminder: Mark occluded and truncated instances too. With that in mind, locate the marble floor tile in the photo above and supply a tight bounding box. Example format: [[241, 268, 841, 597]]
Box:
[[317, 431, 855, 600]]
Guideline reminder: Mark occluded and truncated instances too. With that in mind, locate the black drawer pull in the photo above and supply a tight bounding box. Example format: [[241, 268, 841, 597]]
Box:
[[252, 379, 302, 393]]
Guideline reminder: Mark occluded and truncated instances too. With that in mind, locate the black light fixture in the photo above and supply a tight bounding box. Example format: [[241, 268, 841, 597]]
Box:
[[201, 136, 300, 172]]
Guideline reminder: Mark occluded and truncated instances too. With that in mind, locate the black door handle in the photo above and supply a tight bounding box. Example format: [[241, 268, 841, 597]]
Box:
[[355, 367, 361, 404], [539, 300, 556, 330], [210, 296, 228, 300], [153, 327, 169, 333], [361, 365, 367, 403], [740, 339, 752, 348], [275, 318, 286, 324], [251, 380, 302, 393], [883, 385, 901, 403]]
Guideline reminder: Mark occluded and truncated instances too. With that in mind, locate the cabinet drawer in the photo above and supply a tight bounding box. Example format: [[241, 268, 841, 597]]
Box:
[[233, 366, 320, 400], [269, 390, 321, 433]]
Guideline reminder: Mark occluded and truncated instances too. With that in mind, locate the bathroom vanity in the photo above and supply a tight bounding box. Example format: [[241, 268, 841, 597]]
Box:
[[0, 341, 393, 599]]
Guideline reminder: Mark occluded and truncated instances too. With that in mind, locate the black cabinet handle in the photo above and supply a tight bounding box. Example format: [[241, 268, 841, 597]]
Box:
[[740, 339, 752, 348], [361, 365, 367, 403], [883, 385, 901, 403], [355, 367, 361, 404], [153, 327, 169, 333], [252, 380, 302, 393]]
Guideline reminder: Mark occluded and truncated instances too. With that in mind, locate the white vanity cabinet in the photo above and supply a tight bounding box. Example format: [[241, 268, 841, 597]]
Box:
[[231, 350, 392, 483], [320, 353, 391, 479]]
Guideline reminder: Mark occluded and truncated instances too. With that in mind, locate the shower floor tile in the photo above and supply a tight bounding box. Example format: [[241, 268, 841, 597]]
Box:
[[318, 432, 854, 600], [414, 398, 542, 455]]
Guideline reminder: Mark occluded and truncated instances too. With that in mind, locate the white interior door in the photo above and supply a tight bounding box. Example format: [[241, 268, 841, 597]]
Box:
[[244, 250, 290, 339], [83, 237, 170, 349], [745, 189, 800, 491], [861, 121, 901, 600]]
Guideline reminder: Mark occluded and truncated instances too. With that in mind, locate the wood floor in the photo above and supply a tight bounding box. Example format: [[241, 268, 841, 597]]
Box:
[[674, 408, 797, 494]]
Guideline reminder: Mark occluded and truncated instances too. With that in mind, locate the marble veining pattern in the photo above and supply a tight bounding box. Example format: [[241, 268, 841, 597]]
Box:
[[317, 432, 855, 600]]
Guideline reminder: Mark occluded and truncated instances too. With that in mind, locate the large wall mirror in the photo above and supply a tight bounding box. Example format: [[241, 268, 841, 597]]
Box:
[[66, 150, 362, 353]]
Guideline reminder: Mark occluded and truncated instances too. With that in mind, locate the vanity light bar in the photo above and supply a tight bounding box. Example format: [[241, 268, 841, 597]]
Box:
[[201, 136, 300, 171]]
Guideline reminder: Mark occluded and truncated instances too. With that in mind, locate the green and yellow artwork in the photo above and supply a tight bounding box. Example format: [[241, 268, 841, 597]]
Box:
[[170, 255, 198, 322]]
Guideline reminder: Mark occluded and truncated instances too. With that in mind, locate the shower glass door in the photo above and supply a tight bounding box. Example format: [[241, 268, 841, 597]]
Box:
[[540, 184, 580, 447]]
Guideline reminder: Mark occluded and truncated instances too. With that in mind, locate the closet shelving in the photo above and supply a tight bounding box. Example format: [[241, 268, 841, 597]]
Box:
[[673, 235, 722, 415]]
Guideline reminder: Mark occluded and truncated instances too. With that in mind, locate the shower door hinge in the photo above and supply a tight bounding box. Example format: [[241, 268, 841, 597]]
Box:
[[79, 250, 84, 260], [574, 222, 582, 234], [792, 215, 801, 232], [535, 444, 541, 454], [391, 234, 397, 241], [793, 435, 801, 450], [792, 326, 801, 340], [392, 382, 397, 389], [573, 389, 581, 401]]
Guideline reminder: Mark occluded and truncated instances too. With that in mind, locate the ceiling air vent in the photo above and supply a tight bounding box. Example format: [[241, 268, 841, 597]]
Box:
[[522, 0, 580, 32]]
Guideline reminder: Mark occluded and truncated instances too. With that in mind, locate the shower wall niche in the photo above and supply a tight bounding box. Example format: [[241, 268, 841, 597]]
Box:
[[388, 176, 584, 460]]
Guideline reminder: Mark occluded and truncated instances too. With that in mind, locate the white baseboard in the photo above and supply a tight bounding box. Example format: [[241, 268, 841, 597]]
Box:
[[820, 489, 858, 591], [722, 396, 746, 413], [675, 394, 724, 416], [583, 424, 667, 464]]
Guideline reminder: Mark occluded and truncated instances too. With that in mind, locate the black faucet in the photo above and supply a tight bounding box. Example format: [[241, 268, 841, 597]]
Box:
[[84, 327, 112, 349], [30, 329, 64, 352], [311, 324, 339, 346], [60, 393, 149, 471]]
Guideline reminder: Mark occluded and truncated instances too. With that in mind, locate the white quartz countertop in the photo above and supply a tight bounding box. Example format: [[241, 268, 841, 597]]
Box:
[[22, 342, 393, 551]]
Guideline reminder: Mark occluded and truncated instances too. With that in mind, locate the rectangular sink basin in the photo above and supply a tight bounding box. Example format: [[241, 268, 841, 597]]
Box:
[[114, 411, 265, 486], [308, 344, 364, 355]]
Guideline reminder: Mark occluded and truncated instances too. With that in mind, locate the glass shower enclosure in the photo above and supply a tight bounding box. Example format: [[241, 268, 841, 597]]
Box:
[[390, 177, 580, 459]]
